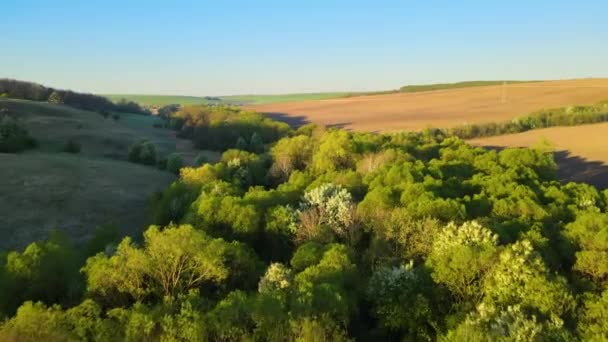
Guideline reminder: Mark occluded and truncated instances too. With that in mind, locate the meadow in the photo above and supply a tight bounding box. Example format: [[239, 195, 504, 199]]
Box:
[[0, 98, 213, 249]]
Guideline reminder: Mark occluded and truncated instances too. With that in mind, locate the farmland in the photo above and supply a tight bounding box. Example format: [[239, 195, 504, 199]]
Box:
[[248, 78, 608, 132]]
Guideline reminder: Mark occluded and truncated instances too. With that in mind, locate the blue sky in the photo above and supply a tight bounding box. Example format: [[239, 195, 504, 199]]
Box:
[[1, 0, 607, 95]]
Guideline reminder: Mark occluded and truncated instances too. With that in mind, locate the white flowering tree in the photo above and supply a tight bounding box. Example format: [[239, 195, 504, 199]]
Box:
[[444, 303, 569, 341], [298, 183, 357, 242], [483, 240, 574, 318], [426, 221, 498, 302], [258, 263, 293, 295]]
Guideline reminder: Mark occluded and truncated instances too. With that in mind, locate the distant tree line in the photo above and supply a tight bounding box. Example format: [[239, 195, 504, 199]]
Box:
[[448, 102, 608, 139], [0, 79, 150, 115]]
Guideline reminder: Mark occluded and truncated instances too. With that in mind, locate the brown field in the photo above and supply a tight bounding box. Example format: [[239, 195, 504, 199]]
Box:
[[469, 123, 608, 189], [248, 79, 608, 132]]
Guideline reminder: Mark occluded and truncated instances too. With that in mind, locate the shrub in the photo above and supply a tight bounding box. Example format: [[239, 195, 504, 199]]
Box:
[[0, 116, 37, 153], [128, 140, 157, 165], [166, 153, 183, 175], [194, 153, 208, 166], [62, 139, 81, 154]]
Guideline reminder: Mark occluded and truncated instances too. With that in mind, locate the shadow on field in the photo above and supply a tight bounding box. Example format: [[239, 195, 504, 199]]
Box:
[[482, 146, 608, 190], [554, 150, 608, 190], [263, 111, 352, 130], [264, 112, 311, 127]]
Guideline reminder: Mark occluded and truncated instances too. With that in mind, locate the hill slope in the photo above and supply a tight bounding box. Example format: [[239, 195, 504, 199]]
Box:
[[0, 99, 201, 250], [248, 79, 608, 132]]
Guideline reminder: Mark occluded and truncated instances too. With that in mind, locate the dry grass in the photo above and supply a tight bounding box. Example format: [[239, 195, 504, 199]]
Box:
[[0, 152, 174, 250], [248, 79, 608, 132]]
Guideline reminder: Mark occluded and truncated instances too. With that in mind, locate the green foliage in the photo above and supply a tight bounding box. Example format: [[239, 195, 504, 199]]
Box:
[[312, 130, 355, 173], [367, 262, 435, 339], [82, 225, 248, 305], [0, 233, 81, 316], [127, 140, 157, 165], [3, 115, 608, 340], [193, 152, 208, 166], [449, 103, 608, 139], [165, 153, 183, 175], [427, 221, 498, 303], [483, 240, 574, 318], [577, 287, 608, 339], [1, 79, 146, 114], [0, 116, 37, 153], [565, 212, 608, 285], [445, 303, 571, 341], [169, 104, 290, 150]]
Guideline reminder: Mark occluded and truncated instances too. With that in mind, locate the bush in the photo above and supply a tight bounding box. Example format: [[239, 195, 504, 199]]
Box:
[[62, 139, 81, 154], [166, 153, 183, 175], [0, 116, 37, 153], [194, 153, 208, 166], [128, 140, 157, 165]]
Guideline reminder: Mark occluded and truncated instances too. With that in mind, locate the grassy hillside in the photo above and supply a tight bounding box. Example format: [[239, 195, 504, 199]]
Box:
[[0, 99, 207, 249], [399, 80, 535, 93], [0, 152, 174, 250], [0, 99, 177, 157]]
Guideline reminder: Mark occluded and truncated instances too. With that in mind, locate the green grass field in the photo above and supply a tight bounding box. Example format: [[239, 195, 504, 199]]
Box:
[[104, 92, 354, 106], [104, 94, 216, 106], [0, 99, 219, 250]]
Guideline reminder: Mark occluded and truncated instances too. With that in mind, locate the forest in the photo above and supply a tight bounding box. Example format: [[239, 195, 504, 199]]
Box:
[[1, 103, 608, 341]]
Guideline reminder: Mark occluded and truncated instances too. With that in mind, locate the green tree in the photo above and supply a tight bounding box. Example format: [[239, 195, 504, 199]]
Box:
[[166, 153, 183, 175], [47, 91, 63, 104], [83, 225, 235, 304], [426, 221, 498, 303], [250, 132, 264, 153], [565, 212, 608, 285], [483, 240, 574, 318]]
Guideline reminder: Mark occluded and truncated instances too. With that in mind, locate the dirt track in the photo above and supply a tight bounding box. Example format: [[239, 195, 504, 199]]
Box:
[[249, 79, 608, 132]]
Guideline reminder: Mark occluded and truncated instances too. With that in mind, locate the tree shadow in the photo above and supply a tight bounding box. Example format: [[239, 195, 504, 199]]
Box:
[[553, 150, 608, 190], [264, 112, 311, 127], [481, 145, 608, 189], [262, 111, 352, 130]]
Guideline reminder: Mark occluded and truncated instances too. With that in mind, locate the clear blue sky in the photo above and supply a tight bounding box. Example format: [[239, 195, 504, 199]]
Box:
[[2, 0, 607, 96]]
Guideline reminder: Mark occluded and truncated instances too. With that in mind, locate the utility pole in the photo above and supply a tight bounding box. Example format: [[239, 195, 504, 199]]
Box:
[[501, 81, 507, 104]]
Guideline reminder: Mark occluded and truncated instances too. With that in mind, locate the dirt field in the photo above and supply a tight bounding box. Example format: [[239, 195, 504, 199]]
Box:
[[249, 79, 608, 132], [469, 123, 608, 189]]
